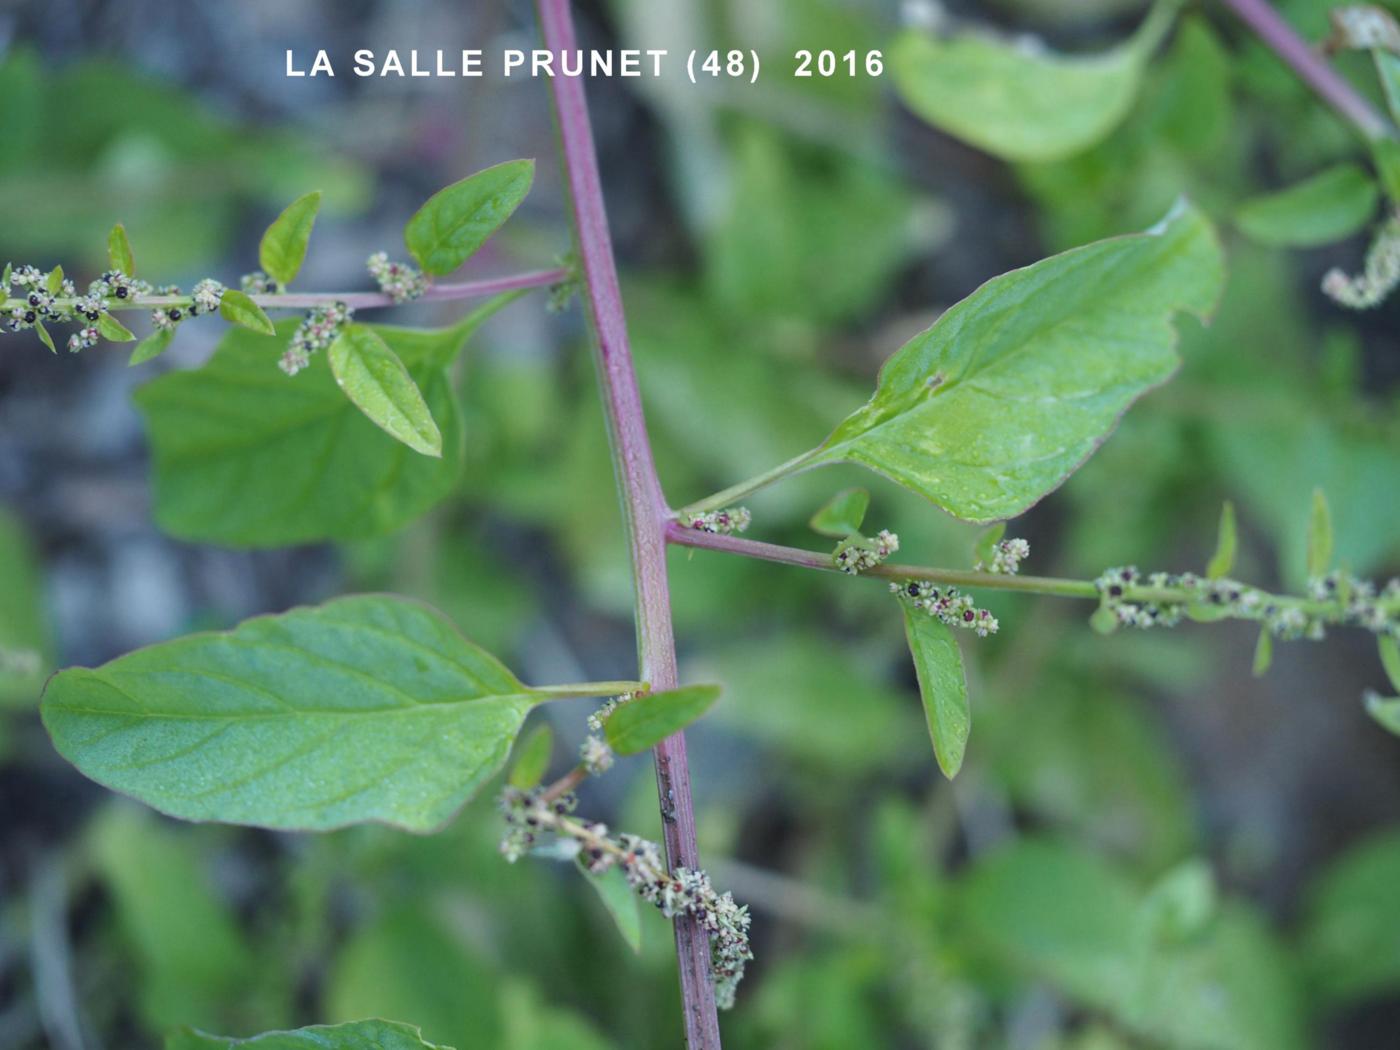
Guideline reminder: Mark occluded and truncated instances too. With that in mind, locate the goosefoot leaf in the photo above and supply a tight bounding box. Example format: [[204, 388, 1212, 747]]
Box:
[[97, 312, 135, 343], [329, 325, 443, 457], [1206, 501, 1237, 580], [1235, 165, 1379, 248], [508, 723, 554, 789], [219, 289, 276, 336], [902, 606, 970, 778], [808, 201, 1223, 522], [404, 159, 534, 276], [135, 312, 502, 547], [129, 327, 174, 366], [259, 190, 322, 287], [1308, 488, 1334, 579], [577, 859, 644, 953], [108, 223, 136, 275], [166, 1019, 454, 1050], [604, 685, 721, 756], [809, 488, 871, 538], [42, 595, 540, 833], [889, 0, 1177, 162]]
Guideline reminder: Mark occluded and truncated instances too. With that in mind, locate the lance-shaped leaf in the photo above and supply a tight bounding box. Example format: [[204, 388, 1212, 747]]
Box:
[[219, 289, 275, 336], [259, 190, 322, 287], [1308, 488, 1334, 579], [577, 859, 643, 953], [108, 223, 136, 275], [129, 327, 174, 367], [329, 325, 442, 457], [1381, 636, 1400, 694], [507, 723, 554, 789], [166, 1020, 453, 1050], [404, 160, 534, 276], [1365, 692, 1400, 737], [890, 0, 1176, 162], [1206, 501, 1237, 580], [604, 685, 721, 756], [809, 488, 870, 538], [902, 606, 970, 778], [134, 309, 502, 547], [98, 312, 135, 343], [807, 201, 1223, 523], [1235, 165, 1379, 248], [42, 596, 541, 833]]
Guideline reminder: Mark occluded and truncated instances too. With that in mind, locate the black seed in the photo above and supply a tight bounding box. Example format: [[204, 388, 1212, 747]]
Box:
[[963, 610, 974, 622], [1108, 584, 1123, 598], [115, 287, 127, 298]]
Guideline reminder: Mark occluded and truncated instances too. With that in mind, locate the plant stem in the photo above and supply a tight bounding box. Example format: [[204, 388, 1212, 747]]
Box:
[[532, 680, 647, 699], [39, 268, 570, 314], [676, 450, 822, 519], [666, 522, 1400, 622], [535, 1, 722, 1044], [1219, 0, 1394, 140]]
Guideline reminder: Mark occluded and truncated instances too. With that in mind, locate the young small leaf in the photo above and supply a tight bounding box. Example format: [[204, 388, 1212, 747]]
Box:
[[604, 685, 721, 756], [1090, 603, 1120, 636], [46, 265, 63, 294], [1308, 488, 1334, 579], [577, 859, 643, 953], [508, 722, 554, 789], [259, 190, 322, 287], [34, 320, 55, 353], [218, 289, 275, 336], [165, 1020, 452, 1050], [404, 159, 535, 276], [974, 523, 1007, 568], [108, 223, 136, 275], [809, 488, 870, 538], [129, 327, 175, 366], [1235, 165, 1379, 248], [97, 312, 135, 343], [329, 325, 443, 457], [1364, 692, 1400, 737], [1253, 628, 1274, 677], [41, 595, 541, 833], [902, 607, 970, 778], [807, 201, 1223, 522], [1206, 501, 1237, 580], [1380, 636, 1400, 694], [889, 0, 1175, 162]]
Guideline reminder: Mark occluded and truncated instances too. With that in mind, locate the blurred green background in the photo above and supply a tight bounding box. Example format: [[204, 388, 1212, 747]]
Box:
[[1, 0, 1399, 1047]]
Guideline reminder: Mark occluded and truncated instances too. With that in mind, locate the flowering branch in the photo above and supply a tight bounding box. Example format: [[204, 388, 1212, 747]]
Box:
[[535, 0, 721, 1044]]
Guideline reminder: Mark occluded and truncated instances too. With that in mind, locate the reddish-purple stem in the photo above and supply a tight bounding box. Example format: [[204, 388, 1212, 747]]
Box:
[[1220, 0, 1392, 140], [535, 2, 722, 1046]]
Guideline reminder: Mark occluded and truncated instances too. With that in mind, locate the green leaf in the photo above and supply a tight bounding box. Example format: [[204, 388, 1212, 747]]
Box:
[[135, 319, 475, 546], [974, 522, 1007, 567], [1301, 831, 1400, 1006], [1235, 165, 1379, 248], [902, 607, 970, 778], [329, 325, 442, 457], [41, 595, 540, 832], [889, 0, 1176, 162], [129, 327, 175, 366], [98, 311, 136, 343], [46, 265, 63, 294], [166, 1020, 453, 1050], [577, 858, 643, 953], [1365, 692, 1400, 736], [1090, 603, 1121, 635], [259, 190, 322, 287], [34, 319, 55, 353], [1380, 636, 1400, 694], [1253, 629, 1274, 677], [604, 684, 721, 756], [808, 488, 870, 537], [1371, 138, 1400, 202], [0, 509, 51, 708], [1206, 500, 1237, 579], [809, 201, 1222, 522], [90, 804, 254, 1031], [404, 160, 534, 276], [109, 222, 136, 275], [507, 723, 553, 789], [219, 288, 275, 336], [1307, 488, 1333, 579]]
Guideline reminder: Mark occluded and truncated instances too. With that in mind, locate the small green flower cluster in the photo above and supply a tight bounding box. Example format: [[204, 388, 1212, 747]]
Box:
[[1322, 213, 1400, 309], [577, 691, 635, 775], [834, 529, 899, 574], [367, 252, 428, 304], [682, 507, 752, 535], [975, 536, 1030, 575], [281, 302, 353, 376], [892, 580, 1000, 637], [4, 266, 134, 352], [497, 787, 752, 1009], [1094, 567, 1186, 630]]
